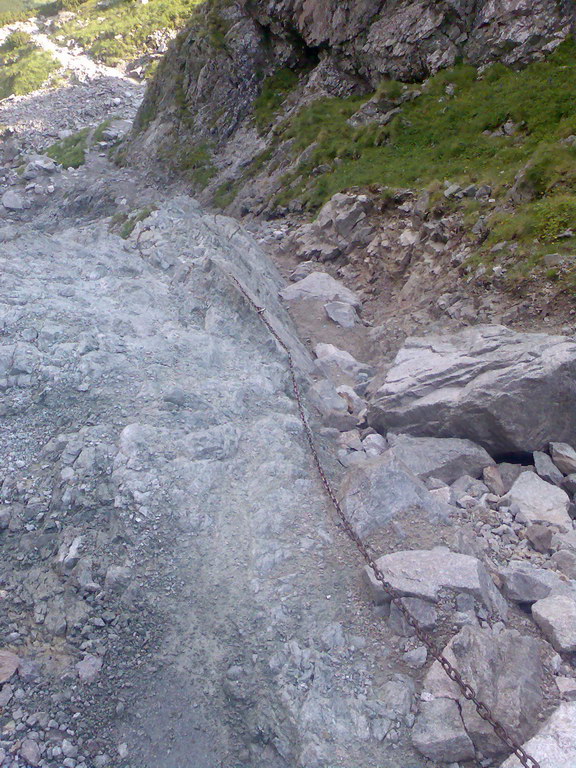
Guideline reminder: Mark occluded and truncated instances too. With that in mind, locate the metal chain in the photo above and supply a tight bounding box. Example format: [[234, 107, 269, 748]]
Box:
[[230, 274, 541, 768]]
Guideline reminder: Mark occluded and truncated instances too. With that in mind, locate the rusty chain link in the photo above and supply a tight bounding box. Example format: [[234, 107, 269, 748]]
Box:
[[229, 274, 541, 768]]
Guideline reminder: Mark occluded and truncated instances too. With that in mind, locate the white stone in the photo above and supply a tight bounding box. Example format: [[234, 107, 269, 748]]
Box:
[[500, 703, 576, 767]]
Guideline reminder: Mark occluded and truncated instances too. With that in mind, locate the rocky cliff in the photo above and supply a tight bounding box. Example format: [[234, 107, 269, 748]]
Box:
[[126, 0, 574, 211]]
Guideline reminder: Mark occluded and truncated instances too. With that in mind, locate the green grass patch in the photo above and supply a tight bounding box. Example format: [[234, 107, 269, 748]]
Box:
[[0, 0, 58, 24], [0, 31, 59, 99], [254, 68, 300, 132], [212, 180, 238, 208], [109, 206, 157, 238], [46, 128, 90, 168], [176, 142, 216, 188], [54, 0, 207, 66], [264, 39, 576, 211]]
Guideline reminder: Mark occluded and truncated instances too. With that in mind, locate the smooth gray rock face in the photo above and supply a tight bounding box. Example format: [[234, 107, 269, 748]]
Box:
[[498, 561, 567, 603], [550, 442, 576, 475], [534, 451, 564, 486], [501, 702, 576, 768], [385, 433, 494, 484], [532, 595, 576, 652], [280, 271, 361, 308], [412, 698, 474, 762], [368, 325, 576, 454], [501, 472, 572, 530], [365, 546, 507, 619], [424, 626, 545, 757], [339, 454, 451, 544]]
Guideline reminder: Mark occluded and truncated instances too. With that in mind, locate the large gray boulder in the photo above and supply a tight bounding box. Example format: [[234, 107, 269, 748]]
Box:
[[385, 433, 494, 484], [368, 325, 576, 454], [280, 271, 361, 308], [364, 546, 507, 619], [532, 594, 576, 652], [338, 454, 450, 545], [424, 626, 545, 758], [412, 697, 474, 762], [501, 702, 576, 768]]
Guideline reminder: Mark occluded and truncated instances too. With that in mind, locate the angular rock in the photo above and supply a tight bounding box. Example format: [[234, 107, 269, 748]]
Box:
[[412, 698, 475, 762], [498, 561, 567, 603], [308, 379, 357, 431], [314, 192, 373, 240], [76, 653, 103, 683], [532, 594, 576, 652], [483, 465, 506, 496], [501, 472, 571, 530], [104, 565, 132, 592], [324, 301, 359, 328], [498, 462, 533, 493], [314, 342, 372, 385], [368, 325, 576, 454], [0, 650, 19, 683], [365, 546, 507, 618], [501, 702, 576, 768], [550, 549, 576, 579], [562, 473, 576, 495], [526, 524, 554, 554], [550, 442, 576, 475], [424, 626, 544, 757], [340, 454, 450, 546], [280, 272, 361, 308], [19, 739, 41, 767], [534, 451, 564, 486], [385, 433, 494, 484]]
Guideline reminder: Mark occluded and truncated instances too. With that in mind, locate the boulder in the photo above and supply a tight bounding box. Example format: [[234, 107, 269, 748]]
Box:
[[313, 342, 372, 385], [280, 271, 361, 308], [339, 455, 450, 546], [500, 472, 572, 530], [314, 192, 373, 240], [385, 433, 494, 484], [498, 462, 534, 493], [412, 698, 475, 762], [498, 561, 567, 603], [1, 190, 24, 211], [308, 379, 357, 431], [532, 594, 576, 652], [368, 325, 576, 454], [364, 546, 507, 618], [534, 451, 564, 486], [324, 301, 359, 328], [500, 702, 576, 768], [424, 626, 544, 757], [483, 465, 506, 495], [550, 442, 576, 475]]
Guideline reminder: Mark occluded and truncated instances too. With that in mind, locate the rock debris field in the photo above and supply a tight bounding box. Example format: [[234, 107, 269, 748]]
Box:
[[2, 22, 576, 768]]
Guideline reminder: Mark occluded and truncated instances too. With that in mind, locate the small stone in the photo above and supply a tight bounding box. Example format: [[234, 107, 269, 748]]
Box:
[[532, 595, 576, 652], [0, 651, 19, 684], [525, 524, 554, 554], [76, 654, 103, 683], [482, 465, 505, 496], [403, 645, 427, 668], [104, 565, 132, 592], [498, 561, 565, 604]]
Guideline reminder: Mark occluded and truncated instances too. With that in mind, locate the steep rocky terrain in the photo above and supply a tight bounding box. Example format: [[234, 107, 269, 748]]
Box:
[[2, 2, 576, 768]]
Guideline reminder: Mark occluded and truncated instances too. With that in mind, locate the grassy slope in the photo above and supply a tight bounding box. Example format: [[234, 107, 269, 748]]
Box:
[[55, 0, 205, 66], [0, 31, 59, 99], [242, 41, 576, 290]]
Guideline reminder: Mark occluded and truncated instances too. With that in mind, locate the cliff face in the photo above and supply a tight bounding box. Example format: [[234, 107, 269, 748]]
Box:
[[125, 0, 575, 212]]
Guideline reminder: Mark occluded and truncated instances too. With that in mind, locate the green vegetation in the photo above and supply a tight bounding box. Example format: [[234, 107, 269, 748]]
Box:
[[0, 30, 59, 99], [268, 41, 576, 210], [109, 206, 157, 238], [254, 68, 300, 132], [176, 142, 215, 187], [46, 128, 90, 168], [55, 0, 206, 66], [212, 180, 238, 208], [0, 0, 58, 25]]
